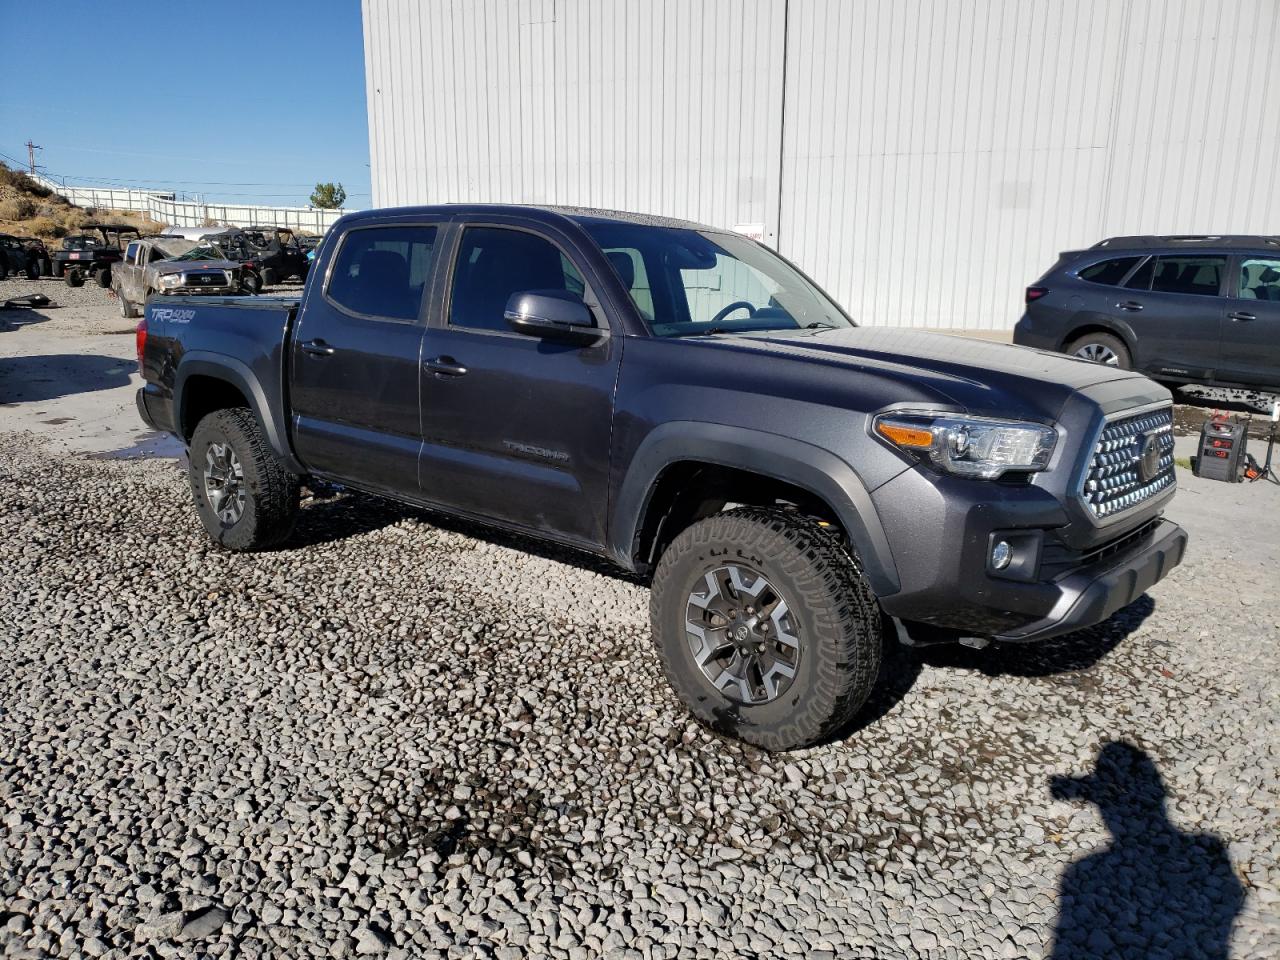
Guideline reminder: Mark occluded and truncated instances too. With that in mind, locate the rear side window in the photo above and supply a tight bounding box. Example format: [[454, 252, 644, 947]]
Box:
[[1238, 258, 1280, 301], [1078, 257, 1140, 286], [449, 227, 587, 332], [1141, 255, 1225, 296], [326, 225, 437, 321]]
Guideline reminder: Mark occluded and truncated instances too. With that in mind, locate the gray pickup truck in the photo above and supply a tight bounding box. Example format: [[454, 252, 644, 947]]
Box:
[[136, 204, 1188, 750]]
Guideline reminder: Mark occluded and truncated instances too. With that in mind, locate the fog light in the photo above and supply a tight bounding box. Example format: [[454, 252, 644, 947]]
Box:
[[991, 540, 1013, 570]]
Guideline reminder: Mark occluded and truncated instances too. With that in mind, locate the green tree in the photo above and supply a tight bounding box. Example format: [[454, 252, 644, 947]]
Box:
[[310, 182, 347, 209]]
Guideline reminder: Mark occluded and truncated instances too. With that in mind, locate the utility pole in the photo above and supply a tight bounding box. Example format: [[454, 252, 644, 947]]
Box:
[[25, 140, 42, 175]]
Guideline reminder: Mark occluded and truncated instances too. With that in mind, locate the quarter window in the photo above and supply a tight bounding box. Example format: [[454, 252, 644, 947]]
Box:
[[326, 225, 438, 321], [1078, 257, 1141, 286], [449, 227, 588, 332], [1144, 255, 1225, 297], [1238, 258, 1280, 301]]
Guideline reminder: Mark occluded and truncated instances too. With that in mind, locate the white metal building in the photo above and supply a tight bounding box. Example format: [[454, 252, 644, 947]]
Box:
[[363, 0, 1280, 330]]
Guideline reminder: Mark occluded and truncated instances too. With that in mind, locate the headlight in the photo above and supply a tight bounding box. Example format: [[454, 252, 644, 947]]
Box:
[[873, 411, 1057, 479], [158, 274, 183, 288]]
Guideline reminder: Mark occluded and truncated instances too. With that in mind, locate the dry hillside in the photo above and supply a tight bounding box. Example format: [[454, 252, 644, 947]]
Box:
[[0, 163, 166, 242]]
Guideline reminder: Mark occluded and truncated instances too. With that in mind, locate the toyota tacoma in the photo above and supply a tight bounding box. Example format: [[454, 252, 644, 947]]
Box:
[[135, 205, 1188, 750]]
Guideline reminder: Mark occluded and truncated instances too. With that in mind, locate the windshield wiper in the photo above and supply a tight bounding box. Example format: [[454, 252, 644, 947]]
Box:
[[804, 321, 838, 329]]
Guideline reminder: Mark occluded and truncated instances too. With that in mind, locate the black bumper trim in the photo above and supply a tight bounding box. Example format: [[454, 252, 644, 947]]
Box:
[[992, 518, 1188, 642]]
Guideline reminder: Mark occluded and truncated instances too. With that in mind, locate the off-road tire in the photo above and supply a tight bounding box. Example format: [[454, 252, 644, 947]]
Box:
[[188, 407, 299, 551], [66, 268, 84, 288], [95, 267, 111, 288], [242, 272, 262, 295], [650, 507, 882, 751], [259, 267, 279, 287], [24, 259, 40, 280], [1066, 331, 1131, 369]]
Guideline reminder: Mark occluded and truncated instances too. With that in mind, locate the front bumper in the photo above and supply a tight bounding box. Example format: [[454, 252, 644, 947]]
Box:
[[989, 518, 1186, 641], [872, 460, 1187, 642]]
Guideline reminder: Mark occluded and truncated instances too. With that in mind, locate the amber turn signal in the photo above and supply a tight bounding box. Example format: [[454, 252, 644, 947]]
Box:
[[875, 422, 934, 448]]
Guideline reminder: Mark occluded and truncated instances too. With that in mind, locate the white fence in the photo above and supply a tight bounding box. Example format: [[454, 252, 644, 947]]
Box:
[[32, 174, 346, 234]]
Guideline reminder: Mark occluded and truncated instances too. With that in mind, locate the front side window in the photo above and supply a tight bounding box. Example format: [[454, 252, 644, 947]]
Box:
[[449, 227, 587, 332], [1143, 255, 1225, 297], [1078, 257, 1141, 286], [583, 222, 852, 337], [327, 225, 438, 322], [1238, 258, 1280, 301], [125, 242, 140, 264]]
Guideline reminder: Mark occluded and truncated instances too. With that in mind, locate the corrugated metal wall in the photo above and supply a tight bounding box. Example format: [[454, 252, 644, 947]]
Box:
[[364, 0, 1280, 329], [364, 0, 788, 241]]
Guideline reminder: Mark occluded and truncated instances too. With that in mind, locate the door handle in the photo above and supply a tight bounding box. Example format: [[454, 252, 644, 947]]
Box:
[[300, 338, 335, 356], [424, 355, 468, 377], [1116, 301, 1144, 312], [1228, 311, 1257, 322]]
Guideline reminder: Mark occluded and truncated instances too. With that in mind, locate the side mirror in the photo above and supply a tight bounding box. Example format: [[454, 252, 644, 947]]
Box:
[[504, 290, 602, 344]]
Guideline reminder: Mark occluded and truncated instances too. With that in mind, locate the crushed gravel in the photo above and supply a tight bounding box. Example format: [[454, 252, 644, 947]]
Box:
[[1, 430, 1277, 959]]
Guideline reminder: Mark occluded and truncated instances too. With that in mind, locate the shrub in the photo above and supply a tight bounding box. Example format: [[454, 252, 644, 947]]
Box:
[[0, 197, 36, 220]]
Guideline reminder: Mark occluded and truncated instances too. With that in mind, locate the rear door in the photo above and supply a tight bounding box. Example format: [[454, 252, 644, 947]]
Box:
[[118, 241, 144, 302], [288, 219, 443, 497], [417, 218, 621, 548], [1114, 253, 1226, 380], [1219, 255, 1280, 387]]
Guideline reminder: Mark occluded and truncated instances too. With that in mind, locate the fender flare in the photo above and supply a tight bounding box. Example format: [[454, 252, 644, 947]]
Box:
[[610, 421, 901, 596], [1061, 314, 1139, 356], [174, 353, 302, 472]]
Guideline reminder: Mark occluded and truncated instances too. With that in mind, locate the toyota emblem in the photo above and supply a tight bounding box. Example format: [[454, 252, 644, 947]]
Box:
[[1137, 431, 1162, 483]]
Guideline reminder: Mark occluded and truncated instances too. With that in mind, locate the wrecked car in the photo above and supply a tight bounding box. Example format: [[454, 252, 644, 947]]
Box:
[[111, 237, 250, 319]]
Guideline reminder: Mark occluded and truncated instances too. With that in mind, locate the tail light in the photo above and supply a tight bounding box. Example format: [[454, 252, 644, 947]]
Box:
[[1025, 286, 1049, 303], [135, 316, 147, 374]]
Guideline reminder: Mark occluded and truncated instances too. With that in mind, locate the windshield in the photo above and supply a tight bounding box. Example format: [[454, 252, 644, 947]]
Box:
[[155, 238, 196, 258], [582, 222, 853, 337], [172, 244, 225, 262]]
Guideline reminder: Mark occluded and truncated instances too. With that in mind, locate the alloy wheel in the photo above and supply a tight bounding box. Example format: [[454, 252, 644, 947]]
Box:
[[1074, 342, 1120, 365], [685, 564, 801, 704], [203, 442, 246, 524]]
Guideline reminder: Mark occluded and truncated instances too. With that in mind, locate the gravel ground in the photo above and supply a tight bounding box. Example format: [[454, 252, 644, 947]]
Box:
[[3, 278, 1279, 959]]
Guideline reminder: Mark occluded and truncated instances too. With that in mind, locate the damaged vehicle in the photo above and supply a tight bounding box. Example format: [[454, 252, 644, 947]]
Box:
[[111, 237, 250, 319], [50, 223, 140, 287]]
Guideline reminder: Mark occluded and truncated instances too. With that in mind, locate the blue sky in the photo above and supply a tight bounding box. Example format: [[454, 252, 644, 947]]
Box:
[[0, 0, 371, 208]]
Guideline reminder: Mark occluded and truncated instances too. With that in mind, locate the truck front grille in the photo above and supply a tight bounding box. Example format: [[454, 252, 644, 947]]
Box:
[[183, 271, 229, 287], [1080, 404, 1175, 520]]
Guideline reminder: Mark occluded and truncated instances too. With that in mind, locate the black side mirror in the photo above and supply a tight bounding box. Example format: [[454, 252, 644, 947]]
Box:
[[504, 290, 602, 344]]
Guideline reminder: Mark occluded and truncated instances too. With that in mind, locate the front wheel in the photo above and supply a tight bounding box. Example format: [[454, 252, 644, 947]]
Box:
[[188, 408, 299, 551], [116, 287, 138, 319], [1067, 331, 1131, 369], [650, 507, 883, 751], [95, 267, 112, 288]]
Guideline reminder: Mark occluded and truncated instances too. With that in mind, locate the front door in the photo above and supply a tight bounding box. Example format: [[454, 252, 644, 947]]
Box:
[[1220, 256, 1280, 388], [289, 221, 441, 497], [418, 222, 621, 548], [1115, 253, 1225, 380]]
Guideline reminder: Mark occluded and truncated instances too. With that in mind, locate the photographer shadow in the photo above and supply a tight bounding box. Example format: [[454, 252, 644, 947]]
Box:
[[1048, 741, 1244, 959]]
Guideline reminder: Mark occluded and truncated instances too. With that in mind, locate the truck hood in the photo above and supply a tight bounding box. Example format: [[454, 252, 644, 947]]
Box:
[[722, 326, 1154, 420]]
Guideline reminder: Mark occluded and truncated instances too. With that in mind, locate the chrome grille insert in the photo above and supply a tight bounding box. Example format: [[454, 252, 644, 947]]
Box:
[[1080, 404, 1176, 520]]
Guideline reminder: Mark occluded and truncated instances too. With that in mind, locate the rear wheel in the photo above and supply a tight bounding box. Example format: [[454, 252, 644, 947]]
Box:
[[95, 267, 111, 288], [188, 408, 299, 551], [66, 268, 84, 288], [1067, 331, 1131, 369], [650, 507, 882, 751]]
